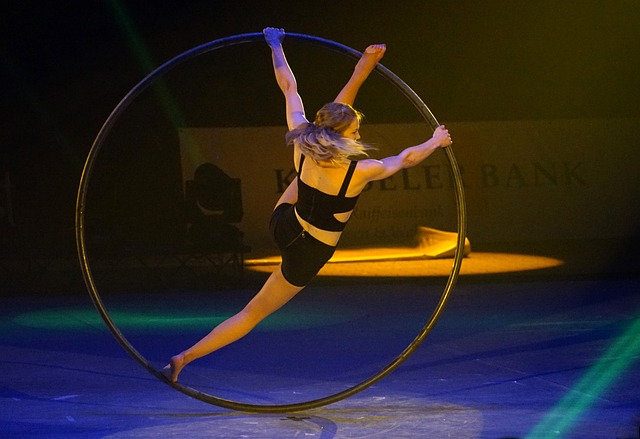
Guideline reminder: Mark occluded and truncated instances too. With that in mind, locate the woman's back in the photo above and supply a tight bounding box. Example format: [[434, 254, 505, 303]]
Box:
[[295, 151, 359, 233], [294, 146, 377, 198]]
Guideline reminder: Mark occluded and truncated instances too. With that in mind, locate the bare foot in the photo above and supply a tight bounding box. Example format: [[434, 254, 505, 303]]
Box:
[[356, 44, 386, 72], [162, 353, 186, 383]]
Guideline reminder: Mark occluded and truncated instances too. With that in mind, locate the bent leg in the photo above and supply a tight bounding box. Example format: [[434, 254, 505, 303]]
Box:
[[163, 265, 304, 382]]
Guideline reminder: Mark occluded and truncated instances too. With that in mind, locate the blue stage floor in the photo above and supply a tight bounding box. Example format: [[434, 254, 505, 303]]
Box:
[[1, 266, 639, 438]]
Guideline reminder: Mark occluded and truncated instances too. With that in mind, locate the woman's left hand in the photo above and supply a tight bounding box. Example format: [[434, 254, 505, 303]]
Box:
[[263, 27, 285, 47]]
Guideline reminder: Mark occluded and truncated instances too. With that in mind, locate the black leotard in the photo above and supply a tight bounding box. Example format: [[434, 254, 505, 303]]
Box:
[[295, 154, 359, 232]]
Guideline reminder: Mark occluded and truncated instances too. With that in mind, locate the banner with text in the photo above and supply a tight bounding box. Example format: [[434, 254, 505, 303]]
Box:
[[179, 118, 639, 250]]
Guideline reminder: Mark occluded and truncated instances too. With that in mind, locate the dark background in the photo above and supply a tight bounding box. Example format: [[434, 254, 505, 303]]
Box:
[[2, 0, 639, 290]]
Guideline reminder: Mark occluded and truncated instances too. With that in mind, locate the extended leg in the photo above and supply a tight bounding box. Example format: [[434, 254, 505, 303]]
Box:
[[163, 265, 304, 382], [334, 44, 386, 106]]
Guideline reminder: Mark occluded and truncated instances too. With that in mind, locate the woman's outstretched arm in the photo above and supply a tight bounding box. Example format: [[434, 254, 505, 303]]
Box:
[[359, 125, 453, 183], [334, 44, 386, 106], [264, 27, 308, 130]]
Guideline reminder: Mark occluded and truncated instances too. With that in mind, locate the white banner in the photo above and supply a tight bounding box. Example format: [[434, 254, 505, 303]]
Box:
[[179, 118, 639, 251]]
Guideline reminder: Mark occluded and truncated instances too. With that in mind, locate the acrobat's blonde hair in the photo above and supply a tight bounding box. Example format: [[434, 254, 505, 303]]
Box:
[[285, 102, 374, 164]]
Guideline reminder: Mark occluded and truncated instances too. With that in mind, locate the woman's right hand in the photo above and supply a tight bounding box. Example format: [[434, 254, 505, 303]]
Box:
[[263, 27, 285, 47], [433, 125, 453, 147]]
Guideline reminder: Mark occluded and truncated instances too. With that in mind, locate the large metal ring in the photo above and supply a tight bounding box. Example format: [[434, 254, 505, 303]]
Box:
[[75, 32, 467, 413]]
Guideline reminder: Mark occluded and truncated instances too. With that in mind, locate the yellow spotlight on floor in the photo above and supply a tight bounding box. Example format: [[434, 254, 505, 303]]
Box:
[[245, 227, 563, 277]]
